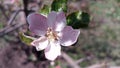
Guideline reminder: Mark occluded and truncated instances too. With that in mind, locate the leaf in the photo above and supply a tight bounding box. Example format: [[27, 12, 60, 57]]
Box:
[[40, 5, 51, 16], [51, 0, 67, 12], [67, 11, 90, 29], [19, 32, 35, 45]]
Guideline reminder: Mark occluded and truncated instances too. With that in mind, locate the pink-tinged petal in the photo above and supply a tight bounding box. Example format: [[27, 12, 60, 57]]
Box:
[[47, 11, 66, 31], [60, 26, 80, 46], [47, 11, 57, 27], [31, 36, 48, 51], [27, 13, 48, 36], [54, 11, 66, 32], [45, 42, 61, 61]]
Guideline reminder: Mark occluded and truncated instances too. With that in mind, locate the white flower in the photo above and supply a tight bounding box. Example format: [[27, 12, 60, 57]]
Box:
[[27, 11, 80, 61]]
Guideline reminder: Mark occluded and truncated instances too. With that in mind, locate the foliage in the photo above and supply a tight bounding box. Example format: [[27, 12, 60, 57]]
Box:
[[67, 11, 90, 29], [40, 5, 51, 16], [51, 0, 67, 12], [19, 32, 34, 45]]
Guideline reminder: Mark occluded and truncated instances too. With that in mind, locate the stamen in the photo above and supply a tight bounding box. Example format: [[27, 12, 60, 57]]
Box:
[[45, 27, 59, 41]]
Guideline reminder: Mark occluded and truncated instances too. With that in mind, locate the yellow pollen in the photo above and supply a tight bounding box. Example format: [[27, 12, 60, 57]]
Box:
[[46, 28, 58, 41]]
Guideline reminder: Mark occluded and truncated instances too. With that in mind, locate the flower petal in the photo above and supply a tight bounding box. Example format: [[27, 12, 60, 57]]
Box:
[[31, 36, 48, 51], [45, 41, 61, 61], [60, 26, 80, 46], [47, 11, 66, 31], [54, 11, 66, 32], [47, 11, 57, 28], [27, 13, 48, 36]]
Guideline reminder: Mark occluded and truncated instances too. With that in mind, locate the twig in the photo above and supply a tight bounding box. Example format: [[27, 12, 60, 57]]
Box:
[[75, 56, 94, 64], [0, 23, 26, 37], [7, 9, 23, 25], [87, 62, 120, 68], [87, 61, 109, 68], [23, 0, 29, 17], [0, 4, 9, 20], [61, 52, 81, 68], [0, 9, 23, 34]]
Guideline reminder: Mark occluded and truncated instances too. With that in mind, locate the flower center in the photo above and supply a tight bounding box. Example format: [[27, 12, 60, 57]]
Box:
[[45, 28, 58, 42]]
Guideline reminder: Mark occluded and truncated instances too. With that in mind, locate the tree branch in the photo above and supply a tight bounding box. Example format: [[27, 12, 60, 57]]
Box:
[[61, 52, 81, 68]]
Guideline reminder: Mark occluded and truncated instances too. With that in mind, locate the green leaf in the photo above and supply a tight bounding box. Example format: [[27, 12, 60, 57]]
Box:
[[19, 32, 35, 45], [40, 5, 51, 16], [67, 11, 90, 29], [51, 0, 67, 12]]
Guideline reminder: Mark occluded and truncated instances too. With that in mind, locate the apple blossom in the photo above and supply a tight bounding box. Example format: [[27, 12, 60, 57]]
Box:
[[27, 11, 80, 61]]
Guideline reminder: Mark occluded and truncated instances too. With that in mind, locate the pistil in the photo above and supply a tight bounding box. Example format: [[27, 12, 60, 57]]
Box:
[[46, 28, 59, 42]]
